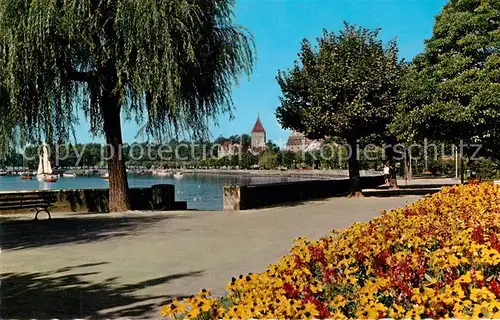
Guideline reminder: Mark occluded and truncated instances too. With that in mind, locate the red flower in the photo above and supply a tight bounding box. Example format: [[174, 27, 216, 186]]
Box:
[[374, 248, 391, 268], [308, 245, 326, 265], [283, 283, 299, 298], [489, 279, 500, 297], [490, 233, 500, 252], [316, 302, 330, 319], [471, 226, 485, 244], [293, 254, 304, 268]]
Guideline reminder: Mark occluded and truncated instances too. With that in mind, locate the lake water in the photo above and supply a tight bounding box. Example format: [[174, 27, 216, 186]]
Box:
[[0, 174, 314, 210]]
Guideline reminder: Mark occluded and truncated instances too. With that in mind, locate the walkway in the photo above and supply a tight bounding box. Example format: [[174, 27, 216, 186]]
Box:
[[1, 196, 421, 319]]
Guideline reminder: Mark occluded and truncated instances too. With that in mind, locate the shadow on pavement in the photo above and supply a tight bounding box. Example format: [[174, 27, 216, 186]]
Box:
[[0, 262, 201, 319], [0, 214, 186, 251]]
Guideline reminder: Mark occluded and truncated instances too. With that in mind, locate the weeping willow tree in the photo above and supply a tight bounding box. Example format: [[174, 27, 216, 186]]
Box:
[[0, 0, 254, 211]]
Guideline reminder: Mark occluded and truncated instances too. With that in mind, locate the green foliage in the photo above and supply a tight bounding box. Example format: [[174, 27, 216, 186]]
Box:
[[266, 140, 280, 153], [278, 151, 296, 168], [393, 0, 500, 155], [239, 151, 258, 169], [275, 23, 402, 142], [259, 151, 279, 170], [470, 158, 500, 179], [276, 23, 402, 187], [240, 134, 252, 153], [0, 0, 254, 144]]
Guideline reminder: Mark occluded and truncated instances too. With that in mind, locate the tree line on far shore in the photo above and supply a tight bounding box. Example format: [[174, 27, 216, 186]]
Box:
[[5, 139, 500, 179]]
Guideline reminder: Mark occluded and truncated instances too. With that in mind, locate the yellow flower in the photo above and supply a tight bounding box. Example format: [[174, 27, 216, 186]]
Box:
[[356, 301, 387, 319], [160, 300, 186, 317], [470, 287, 496, 302], [472, 301, 491, 318], [389, 304, 406, 318], [160, 184, 500, 319], [187, 306, 202, 318], [457, 272, 473, 284], [489, 300, 500, 318], [442, 285, 465, 305], [297, 302, 319, 319], [329, 295, 346, 308]]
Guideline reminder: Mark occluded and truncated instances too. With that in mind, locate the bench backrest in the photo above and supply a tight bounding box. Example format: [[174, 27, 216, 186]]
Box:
[[0, 192, 57, 210]]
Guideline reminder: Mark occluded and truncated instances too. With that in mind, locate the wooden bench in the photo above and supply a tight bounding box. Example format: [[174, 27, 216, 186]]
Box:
[[0, 192, 57, 220]]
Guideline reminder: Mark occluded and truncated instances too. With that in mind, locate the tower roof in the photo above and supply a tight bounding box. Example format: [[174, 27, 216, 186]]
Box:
[[251, 116, 266, 133]]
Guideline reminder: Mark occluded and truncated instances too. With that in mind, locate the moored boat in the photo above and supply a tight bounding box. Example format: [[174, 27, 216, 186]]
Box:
[[173, 172, 183, 180], [102, 172, 109, 179], [63, 172, 77, 178], [21, 173, 32, 180], [154, 169, 172, 177], [43, 175, 58, 183]]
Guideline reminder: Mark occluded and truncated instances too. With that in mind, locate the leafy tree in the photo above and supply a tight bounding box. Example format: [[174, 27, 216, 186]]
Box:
[[239, 151, 258, 169], [218, 156, 230, 168], [276, 23, 402, 192], [240, 134, 252, 152], [278, 150, 296, 168], [392, 0, 500, 180], [0, 0, 254, 211], [228, 135, 241, 144], [259, 151, 279, 170], [266, 140, 280, 154], [214, 136, 229, 146]]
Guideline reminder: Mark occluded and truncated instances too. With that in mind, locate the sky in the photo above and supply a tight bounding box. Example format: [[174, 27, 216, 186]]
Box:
[[75, 0, 448, 145]]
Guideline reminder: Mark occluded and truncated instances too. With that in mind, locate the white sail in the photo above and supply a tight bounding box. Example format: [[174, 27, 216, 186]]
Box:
[[42, 144, 53, 174], [37, 156, 44, 175]]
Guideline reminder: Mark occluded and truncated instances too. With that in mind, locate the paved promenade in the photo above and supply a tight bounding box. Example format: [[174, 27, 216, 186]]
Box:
[[1, 196, 421, 319]]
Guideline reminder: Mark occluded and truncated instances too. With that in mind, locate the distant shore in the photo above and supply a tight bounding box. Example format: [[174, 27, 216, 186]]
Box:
[[182, 168, 382, 179], [0, 168, 382, 179]]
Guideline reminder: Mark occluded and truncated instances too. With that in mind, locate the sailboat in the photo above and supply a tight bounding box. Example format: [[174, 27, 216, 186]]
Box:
[[36, 143, 58, 182]]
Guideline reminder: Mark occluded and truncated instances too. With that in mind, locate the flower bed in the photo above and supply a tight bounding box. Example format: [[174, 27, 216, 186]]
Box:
[[162, 184, 500, 319]]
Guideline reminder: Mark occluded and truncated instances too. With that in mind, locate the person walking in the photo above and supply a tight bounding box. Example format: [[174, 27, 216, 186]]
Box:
[[383, 163, 390, 185]]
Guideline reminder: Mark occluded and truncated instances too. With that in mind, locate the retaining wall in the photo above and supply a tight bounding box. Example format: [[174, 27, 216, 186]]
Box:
[[0, 184, 187, 214], [223, 176, 385, 210]]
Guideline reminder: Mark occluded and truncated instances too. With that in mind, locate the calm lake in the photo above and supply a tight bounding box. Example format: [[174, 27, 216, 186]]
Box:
[[0, 174, 314, 210]]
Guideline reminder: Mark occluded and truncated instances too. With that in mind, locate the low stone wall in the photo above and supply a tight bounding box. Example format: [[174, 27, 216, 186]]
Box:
[[0, 184, 187, 214], [223, 176, 385, 210]]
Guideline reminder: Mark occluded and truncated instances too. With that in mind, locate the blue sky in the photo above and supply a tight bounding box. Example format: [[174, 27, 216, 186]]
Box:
[[76, 0, 447, 145]]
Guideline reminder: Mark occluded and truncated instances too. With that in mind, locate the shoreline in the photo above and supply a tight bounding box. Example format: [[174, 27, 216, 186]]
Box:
[[182, 168, 381, 179], [0, 168, 381, 179]]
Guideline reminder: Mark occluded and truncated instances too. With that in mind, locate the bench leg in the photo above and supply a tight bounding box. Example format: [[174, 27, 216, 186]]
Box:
[[34, 208, 51, 220]]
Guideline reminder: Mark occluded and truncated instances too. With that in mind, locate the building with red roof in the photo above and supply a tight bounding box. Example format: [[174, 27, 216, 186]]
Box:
[[251, 116, 267, 153]]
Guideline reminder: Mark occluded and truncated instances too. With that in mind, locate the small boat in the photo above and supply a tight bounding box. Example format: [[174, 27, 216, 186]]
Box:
[[102, 172, 109, 179], [173, 172, 183, 180], [21, 173, 32, 180], [43, 175, 58, 183], [155, 169, 172, 177], [63, 172, 77, 178], [0, 171, 7, 176]]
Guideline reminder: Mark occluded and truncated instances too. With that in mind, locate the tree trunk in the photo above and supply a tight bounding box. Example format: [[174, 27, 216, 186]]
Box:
[[347, 138, 362, 196], [102, 89, 130, 213]]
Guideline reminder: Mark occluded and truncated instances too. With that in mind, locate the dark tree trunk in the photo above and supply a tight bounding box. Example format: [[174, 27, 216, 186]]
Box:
[[347, 137, 362, 196], [93, 2, 129, 212], [102, 88, 130, 213]]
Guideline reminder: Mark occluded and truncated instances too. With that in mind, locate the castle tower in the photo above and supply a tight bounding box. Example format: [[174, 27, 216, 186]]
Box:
[[251, 115, 266, 152]]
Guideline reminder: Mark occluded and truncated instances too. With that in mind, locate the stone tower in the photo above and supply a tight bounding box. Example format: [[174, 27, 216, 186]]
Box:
[[251, 115, 266, 152]]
